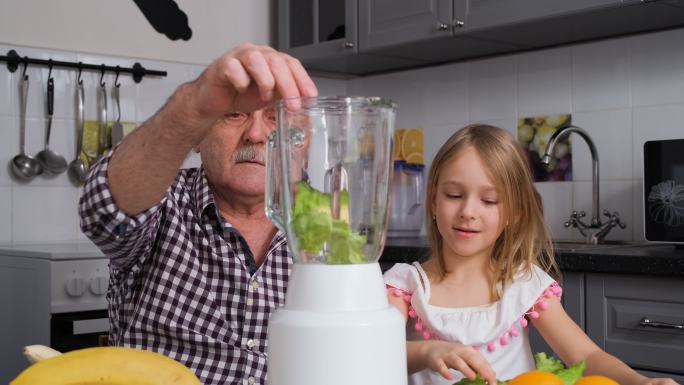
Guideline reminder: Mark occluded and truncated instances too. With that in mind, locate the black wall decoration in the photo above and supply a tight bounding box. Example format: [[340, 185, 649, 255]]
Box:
[[133, 0, 192, 41]]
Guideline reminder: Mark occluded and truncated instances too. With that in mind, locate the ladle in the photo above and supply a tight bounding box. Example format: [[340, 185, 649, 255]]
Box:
[[36, 72, 68, 174], [68, 78, 88, 185], [110, 80, 124, 146], [10, 71, 43, 181], [97, 77, 108, 159]]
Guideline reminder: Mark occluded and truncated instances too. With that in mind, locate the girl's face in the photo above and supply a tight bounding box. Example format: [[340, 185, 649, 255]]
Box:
[[433, 146, 504, 262]]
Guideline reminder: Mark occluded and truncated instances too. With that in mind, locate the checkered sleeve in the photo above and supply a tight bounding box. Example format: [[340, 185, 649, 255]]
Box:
[[79, 150, 164, 270]]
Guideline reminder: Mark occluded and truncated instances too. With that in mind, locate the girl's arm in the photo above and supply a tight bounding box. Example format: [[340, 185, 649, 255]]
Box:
[[387, 288, 497, 385], [532, 294, 679, 385]]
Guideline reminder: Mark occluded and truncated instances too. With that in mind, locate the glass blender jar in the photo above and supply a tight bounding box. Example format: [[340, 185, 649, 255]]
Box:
[[265, 96, 406, 385]]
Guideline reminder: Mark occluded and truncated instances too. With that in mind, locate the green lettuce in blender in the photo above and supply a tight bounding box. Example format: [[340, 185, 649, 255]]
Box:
[[292, 181, 366, 263]]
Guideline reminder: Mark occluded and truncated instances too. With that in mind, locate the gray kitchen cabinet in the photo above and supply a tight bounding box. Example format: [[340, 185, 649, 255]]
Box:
[[467, 0, 684, 48], [279, 0, 684, 75], [278, 0, 426, 75], [465, 0, 619, 32], [586, 273, 684, 377], [278, 0, 357, 61], [358, 0, 455, 50], [529, 272, 585, 358], [358, 0, 519, 63]]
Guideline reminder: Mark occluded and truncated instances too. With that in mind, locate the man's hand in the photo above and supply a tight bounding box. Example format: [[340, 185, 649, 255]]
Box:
[[189, 43, 318, 123], [418, 341, 497, 385]]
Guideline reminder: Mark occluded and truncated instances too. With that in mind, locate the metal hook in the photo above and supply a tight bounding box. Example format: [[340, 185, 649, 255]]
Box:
[[21, 58, 28, 79], [47, 59, 53, 79], [99, 65, 106, 87], [77, 62, 83, 85], [114, 66, 121, 88]]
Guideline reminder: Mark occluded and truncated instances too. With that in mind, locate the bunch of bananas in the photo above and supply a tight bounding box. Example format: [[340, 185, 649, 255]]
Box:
[[12, 345, 201, 385]]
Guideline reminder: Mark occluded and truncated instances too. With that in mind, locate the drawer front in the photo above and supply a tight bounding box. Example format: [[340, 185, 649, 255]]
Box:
[[587, 274, 684, 374], [604, 298, 684, 373]]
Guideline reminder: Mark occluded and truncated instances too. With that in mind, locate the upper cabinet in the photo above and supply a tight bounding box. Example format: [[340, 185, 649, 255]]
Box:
[[465, 0, 619, 31], [279, 0, 684, 75], [358, 0, 455, 50], [278, 0, 357, 61], [278, 0, 427, 75]]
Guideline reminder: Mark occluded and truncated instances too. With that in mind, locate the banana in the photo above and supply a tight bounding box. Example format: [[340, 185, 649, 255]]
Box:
[[23, 344, 62, 364], [11, 346, 202, 385]]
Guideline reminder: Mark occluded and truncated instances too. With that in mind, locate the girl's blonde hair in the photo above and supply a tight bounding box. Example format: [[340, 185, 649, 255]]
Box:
[[425, 124, 559, 295]]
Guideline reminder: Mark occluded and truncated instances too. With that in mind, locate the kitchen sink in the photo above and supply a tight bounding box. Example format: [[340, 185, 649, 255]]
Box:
[[552, 240, 645, 252]]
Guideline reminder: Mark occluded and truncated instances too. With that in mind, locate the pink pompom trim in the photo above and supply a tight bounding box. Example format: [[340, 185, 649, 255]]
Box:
[[385, 281, 562, 354]]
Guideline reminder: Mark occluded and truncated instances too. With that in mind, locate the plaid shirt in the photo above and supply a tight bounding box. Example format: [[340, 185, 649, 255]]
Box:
[[79, 152, 292, 385]]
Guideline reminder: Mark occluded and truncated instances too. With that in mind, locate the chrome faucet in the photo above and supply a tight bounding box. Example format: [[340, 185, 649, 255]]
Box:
[[541, 125, 626, 244]]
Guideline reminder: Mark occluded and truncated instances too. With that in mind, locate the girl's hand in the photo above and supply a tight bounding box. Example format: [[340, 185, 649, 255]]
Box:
[[420, 340, 497, 385], [638, 378, 680, 385]]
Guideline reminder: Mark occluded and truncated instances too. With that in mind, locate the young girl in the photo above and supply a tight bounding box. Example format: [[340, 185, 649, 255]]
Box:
[[384, 125, 679, 385]]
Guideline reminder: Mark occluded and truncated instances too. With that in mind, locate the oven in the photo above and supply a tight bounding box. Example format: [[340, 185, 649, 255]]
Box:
[[0, 242, 109, 384]]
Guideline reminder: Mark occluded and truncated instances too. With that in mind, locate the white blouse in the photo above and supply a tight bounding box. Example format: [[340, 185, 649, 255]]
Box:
[[384, 262, 561, 384]]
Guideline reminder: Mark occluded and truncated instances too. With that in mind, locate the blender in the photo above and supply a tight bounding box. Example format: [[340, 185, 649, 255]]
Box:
[[265, 96, 407, 385]]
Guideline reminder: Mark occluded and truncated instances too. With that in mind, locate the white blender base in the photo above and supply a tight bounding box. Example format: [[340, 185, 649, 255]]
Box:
[[267, 263, 407, 385]]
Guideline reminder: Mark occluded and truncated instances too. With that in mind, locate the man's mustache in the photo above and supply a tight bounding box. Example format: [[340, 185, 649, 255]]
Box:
[[233, 144, 266, 164]]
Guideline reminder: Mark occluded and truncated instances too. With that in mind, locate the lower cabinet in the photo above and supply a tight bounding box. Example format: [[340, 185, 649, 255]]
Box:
[[531, 272, 684, 379], [586, 273, 684, 379]]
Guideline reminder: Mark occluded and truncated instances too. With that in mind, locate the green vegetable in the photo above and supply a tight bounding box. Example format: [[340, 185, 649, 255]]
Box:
[[453, 375, 507, 385], [451, 352, 586, 385], [535, 352, 565, 372], [534, 353, 586, 385], [292, 182, 366, 263]]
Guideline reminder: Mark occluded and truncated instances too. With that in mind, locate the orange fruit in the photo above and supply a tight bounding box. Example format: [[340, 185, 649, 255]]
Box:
[[508, 370, 564, 385], [575, 376, 620, 385], [401, 128, 424, 163], [405, 152, 424, 165]]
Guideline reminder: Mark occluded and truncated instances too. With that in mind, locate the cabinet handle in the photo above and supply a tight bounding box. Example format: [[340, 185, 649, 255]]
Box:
[[452, 19, 465, 28], [436, 22, 450, 31], [343, 42, 354, 49], [639, 317, 684, 330]]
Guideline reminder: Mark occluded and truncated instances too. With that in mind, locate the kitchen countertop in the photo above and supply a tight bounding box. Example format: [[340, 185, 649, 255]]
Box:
[[380, 237, 684, 276], [0, 241, 104, 260]]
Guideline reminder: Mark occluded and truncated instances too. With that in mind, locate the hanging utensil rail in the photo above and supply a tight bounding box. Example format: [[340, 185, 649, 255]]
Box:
[[0, 49, 166, 83]]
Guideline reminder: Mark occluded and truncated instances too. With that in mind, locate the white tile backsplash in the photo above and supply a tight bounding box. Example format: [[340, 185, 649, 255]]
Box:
[[0, 60, 11, 117], [350, 70, 427, 129], [468, 55, 517, 121], [631, 28, 684, 107], [572, 37, 631, 112], [313, 76, 347, 97], [12, 186, 81, 243], [416, 63, 469, 126], [0, 116, 17, 186], [571, 109, 632, 181], [517, 47, 572, 117], [632, 179, 645, 241], [0, 187, 11, 242], [535, 182, 573, 240]]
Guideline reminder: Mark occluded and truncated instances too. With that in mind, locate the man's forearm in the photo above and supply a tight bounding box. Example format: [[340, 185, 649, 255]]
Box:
[[108, 81, 217, 215]]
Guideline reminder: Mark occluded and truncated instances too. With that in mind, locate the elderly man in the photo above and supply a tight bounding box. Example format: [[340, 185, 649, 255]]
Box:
[[79, 44, 318, 385]]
